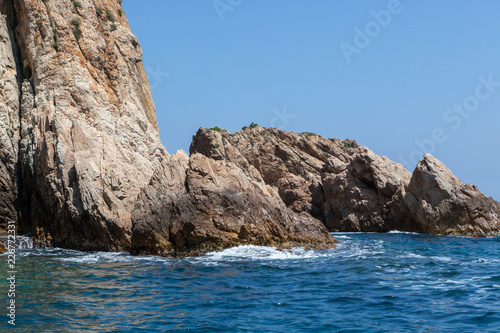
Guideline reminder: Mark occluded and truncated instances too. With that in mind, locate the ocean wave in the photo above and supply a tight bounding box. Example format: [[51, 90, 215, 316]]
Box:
[[406, 253, 452, 262], [56, 251, 169, 264], [191, 245, 334, 264], [387, 230, 421, 235], [333, 235, 351, 239]]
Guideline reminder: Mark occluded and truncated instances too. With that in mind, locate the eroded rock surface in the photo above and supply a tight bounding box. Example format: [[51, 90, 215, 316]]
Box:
[[322, 147, 411, 232], [190, 127, 356, 221], [0, 0, 21, 231], [0, 0, 338, 254], [2, 0, 164, 250], [388, 154, 500, 236], [191, 127, 500, 237], [131, 152, 336, 256], [2, 0, 498, 256], [191, 127, 411, 231]]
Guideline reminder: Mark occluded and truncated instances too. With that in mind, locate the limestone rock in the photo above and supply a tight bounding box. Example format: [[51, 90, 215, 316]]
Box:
[[388, 154, 500, 236], [131, 152, 337, 256]]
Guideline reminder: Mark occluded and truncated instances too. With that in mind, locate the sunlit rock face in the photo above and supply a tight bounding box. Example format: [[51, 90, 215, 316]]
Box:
[[388, 154, 500, 237], [193, 128, 500, 237], [0, 0, 164, 249]]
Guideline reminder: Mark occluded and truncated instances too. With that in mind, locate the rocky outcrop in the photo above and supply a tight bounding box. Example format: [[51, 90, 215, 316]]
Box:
[[2, 0, 498, 256], [190, 127, 356, 221], [388, 154, 500, 236], [191, 127, 411, 231], [192, 127, 500, 237], [131, 151, 336, 256], [321, 148, 411, 232]]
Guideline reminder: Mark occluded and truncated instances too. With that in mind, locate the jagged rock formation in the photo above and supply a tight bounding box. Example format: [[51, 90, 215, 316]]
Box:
[[2, 0, 497, 255], [0, 0, 337, 254], [321, 148, 411, 232], [190, 127, 411, 231], [388, 154, 500, 236], [131, 151, 336, 256], [190, 127, 353, 221], [192, 127, 500, 237]]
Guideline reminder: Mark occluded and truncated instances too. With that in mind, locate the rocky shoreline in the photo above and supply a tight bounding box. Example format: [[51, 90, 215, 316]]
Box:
[[1, 0, 499, 256]]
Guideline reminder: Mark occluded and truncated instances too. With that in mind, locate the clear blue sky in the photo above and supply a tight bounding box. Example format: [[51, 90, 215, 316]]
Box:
[[123, 0, 500, 200]]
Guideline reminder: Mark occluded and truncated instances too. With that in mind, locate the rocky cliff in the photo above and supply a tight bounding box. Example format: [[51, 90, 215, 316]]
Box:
[[0, 0, 166, 250], [192, 127, 500, 237], [0, 0, 336, 254], [0, 0, 21, 232]]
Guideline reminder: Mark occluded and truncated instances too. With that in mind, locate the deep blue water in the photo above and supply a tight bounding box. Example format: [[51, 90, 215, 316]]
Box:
[[2, 232, 500, 332]]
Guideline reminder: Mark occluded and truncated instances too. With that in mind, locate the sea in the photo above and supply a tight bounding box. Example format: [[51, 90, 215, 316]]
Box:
[[1, 232, 499, 332]]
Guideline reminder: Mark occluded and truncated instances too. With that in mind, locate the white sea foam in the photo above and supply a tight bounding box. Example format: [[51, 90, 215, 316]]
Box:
[[57, 251, 169, 264], [405, 252, 452, 262], [0, 235, 33, 250], [388, 230, 421, 235], [333, 235, 351, 240], [473, 258, 500, 264], [192, 245, 333, 264], [58, 251, 128, 263]]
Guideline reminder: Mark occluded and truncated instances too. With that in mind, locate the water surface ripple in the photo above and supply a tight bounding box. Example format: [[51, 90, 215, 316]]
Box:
[[3, 232, 499, 332]]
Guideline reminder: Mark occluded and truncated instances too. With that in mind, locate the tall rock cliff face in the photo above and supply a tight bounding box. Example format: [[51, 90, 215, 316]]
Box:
[[1, 0, 164, 249], [192, 127, 500, 237]]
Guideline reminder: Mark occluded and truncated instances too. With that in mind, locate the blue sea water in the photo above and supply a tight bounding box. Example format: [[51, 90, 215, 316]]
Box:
[[2, 232, 500, 332]]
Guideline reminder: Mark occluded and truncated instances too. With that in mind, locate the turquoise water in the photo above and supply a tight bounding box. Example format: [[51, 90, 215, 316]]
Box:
[[2, 232, 500, 332]]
